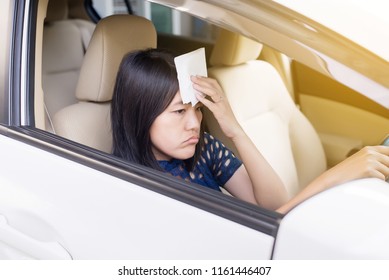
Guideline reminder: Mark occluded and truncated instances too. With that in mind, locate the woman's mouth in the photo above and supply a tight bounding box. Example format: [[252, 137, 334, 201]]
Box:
[[185, 136, 199, 144]]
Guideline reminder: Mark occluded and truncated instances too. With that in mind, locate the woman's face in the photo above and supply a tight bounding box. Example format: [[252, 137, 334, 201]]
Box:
[[150, 92, 203, 161]]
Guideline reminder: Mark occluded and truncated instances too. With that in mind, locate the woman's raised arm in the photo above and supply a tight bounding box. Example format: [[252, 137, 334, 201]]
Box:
[[192, 76, 288, 210]]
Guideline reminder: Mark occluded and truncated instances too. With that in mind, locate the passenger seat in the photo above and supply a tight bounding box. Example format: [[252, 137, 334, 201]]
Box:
[[205, 30, 327, 197], [42, 0, 95, 132], [52, 15, 157, 152]]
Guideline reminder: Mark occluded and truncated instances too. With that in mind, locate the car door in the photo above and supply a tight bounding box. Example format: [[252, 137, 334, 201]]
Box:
[[0, 127, 281, 259]]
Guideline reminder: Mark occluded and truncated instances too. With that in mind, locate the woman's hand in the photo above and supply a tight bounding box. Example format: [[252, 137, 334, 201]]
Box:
[[323, 145, 389, 184], [191, 75, 243, 140]]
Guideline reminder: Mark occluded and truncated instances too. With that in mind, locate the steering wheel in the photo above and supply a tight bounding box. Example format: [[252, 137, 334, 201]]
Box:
[[382, 134, 389, 147]]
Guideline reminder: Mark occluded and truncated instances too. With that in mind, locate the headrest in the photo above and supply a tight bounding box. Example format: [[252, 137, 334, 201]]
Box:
[[46, 0, 69, 22], [75, 15, 157, 102], [210, 29, 263, 66]]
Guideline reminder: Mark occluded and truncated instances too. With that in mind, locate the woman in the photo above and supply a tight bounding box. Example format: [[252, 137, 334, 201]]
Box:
[[111, 48, 389, 214]]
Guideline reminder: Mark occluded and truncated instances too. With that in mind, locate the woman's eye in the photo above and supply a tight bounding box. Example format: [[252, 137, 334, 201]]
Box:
[[175, 109, 185, 114]]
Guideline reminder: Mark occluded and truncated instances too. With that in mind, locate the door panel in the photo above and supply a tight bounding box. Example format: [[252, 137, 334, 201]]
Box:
[[0, 133, 276, 259], [293, 62, 389, 143], [293, 61, 389, 166], [300, 94, 389, 145]]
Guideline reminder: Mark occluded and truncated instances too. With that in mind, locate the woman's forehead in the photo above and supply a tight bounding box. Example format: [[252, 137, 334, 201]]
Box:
[[169, 91, 184, 106]]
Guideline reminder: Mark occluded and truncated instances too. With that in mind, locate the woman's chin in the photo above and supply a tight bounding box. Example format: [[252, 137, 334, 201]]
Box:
[[176, 149, 196, 160]]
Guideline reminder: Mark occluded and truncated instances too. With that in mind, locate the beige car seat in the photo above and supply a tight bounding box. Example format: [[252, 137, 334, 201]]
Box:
[[52, 15, 157, 152], [43, 0, 95, 132], [206, 30, 327, 197]]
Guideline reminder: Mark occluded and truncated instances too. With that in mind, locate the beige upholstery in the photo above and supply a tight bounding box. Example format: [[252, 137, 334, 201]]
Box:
[[206, 30, 327, 196], [53, 15, 157, 152], [43, 0, 95, 131], [45, 0, 68, 22]]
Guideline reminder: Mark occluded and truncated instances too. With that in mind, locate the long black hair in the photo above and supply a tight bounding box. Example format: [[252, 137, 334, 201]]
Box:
[[111, 48, 204, 171]]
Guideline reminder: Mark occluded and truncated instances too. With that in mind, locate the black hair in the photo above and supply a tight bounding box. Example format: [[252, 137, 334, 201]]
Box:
[[111, 48, 204, 171]]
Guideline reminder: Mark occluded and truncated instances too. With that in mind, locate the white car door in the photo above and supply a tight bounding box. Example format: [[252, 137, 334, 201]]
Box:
[[0, 127, 280, 259]]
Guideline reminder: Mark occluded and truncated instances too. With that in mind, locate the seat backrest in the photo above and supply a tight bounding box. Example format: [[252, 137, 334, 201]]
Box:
[[52, 14, 157, 152], [206, 30, 327, 196], [43, 0, 95, 132]]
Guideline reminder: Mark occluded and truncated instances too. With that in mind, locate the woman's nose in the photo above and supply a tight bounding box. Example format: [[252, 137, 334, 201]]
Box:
[[185, 108, 201, 130]]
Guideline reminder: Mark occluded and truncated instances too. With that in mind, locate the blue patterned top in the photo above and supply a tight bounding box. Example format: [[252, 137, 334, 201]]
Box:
[[158, 133, 242, 191]]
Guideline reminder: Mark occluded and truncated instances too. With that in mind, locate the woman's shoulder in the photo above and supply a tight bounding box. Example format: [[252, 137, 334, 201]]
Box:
[[201, 132, 242, 184], [203, 132, 218, 144]]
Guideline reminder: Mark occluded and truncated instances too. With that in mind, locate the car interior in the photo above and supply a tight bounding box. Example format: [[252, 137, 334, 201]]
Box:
[[52, 14, 157, 153], [42, 0, 95, 133], [36, 0, 389, 199], [206, 29, 326, 196]]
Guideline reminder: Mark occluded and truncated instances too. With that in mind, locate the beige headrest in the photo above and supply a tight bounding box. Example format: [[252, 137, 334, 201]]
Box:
[[210, 29, 263, 66], [46, 0, 69, 22], [75, 15, 157, 102]]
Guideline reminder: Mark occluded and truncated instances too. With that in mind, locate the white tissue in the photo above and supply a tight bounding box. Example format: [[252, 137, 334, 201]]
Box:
[[174, 48, 208, 106]]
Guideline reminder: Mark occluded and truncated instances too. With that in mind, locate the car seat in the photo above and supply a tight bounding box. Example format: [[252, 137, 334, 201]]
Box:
[[205, 29, 327, 197], [42, 0, 95, 132], [52, 14, 157, 152]]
